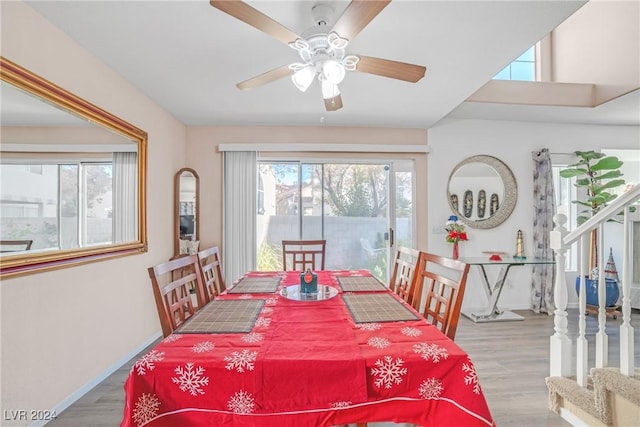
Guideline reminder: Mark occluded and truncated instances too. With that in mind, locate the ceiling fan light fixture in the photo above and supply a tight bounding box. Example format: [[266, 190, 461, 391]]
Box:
[[322, 59, 345, 84], [320, 78, 340, 99], [291, 65, 316, 92]]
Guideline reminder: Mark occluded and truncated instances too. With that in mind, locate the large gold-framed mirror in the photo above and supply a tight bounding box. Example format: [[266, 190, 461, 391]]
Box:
[[0, 57, 147, 278], [447, 155, 517, 229], [174, 168, 199, 256]]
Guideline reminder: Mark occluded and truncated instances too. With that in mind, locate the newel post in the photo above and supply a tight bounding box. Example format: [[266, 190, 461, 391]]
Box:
[[549, 214, 572, 377]]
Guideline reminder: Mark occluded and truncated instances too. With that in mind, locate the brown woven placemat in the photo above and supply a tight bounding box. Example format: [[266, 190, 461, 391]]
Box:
[[227, 276, 281, 294], [176, 299, 265, 333], [342, 293, 419, 323], [337, 276, 387, 292]]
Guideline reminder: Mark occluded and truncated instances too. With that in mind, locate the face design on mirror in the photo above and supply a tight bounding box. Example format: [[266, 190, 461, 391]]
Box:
[[447, 155, 517, 229], [450, 163, 504, 221]]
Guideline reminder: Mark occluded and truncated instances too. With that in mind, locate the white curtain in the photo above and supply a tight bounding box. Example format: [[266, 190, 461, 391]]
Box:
[[112, 152, 137, 243], [223, 151, 257, 283]]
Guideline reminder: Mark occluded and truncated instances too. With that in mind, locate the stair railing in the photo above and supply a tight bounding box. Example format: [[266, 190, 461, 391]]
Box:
[[550, 184, 639, 385]]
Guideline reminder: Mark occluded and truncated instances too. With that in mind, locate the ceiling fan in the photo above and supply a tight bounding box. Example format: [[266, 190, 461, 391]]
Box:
[[210, 0, 426, 111]]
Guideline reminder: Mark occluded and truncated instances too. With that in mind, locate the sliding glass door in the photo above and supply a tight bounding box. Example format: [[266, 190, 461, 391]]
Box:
[[257, 160, 414, 282]]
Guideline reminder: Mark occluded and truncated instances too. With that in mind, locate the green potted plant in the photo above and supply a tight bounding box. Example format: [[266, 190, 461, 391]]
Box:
[[559, 150, 627, 307]]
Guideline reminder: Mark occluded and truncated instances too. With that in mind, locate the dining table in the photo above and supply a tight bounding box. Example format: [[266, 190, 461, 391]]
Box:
[[121, 270, 494, 427]]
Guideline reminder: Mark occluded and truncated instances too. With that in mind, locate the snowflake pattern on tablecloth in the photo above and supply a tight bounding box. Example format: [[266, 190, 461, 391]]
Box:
[[400, 326, 422, 337], [132, 393, 161, 426], [330, 401, 352, 408], [367, 336, 391, 349], [261, 306, 274, 315], [227, 389, 255, 414], [191, 341, 215, 353], [371, 356, 408, 389], [462, 359, 481, 394], [224, 349, 257, 372], [134, 350, 165, 376], [412, 342, 448, 363], [171, 363, 209, 396], [356, 322, 382, 331], [241, 332, 264, 343], [162, 334, 182, 343], [239, 294, 253, 299], [265, 297, 278, 305], [418, 377, 444, 399], [255, 317, 271, 327]]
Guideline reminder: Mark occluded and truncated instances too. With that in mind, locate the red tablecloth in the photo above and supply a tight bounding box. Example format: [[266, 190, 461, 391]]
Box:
[[121, 271, 494, 427]]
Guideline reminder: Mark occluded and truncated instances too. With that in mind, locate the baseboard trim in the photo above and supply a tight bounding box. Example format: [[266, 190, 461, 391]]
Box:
[[35, 332, 162, 427]]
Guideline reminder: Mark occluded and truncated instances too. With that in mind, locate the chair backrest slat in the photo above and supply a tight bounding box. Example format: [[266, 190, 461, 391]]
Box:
[[389, 246, 421, 307], [196, 246, 226, 304], [148, 254, 206, 337], [282, 240, 326, 271], [412, 252, 469, 340]]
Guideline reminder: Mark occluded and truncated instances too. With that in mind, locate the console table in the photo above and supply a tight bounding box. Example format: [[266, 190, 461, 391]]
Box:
[[460, 257, 555, 322]]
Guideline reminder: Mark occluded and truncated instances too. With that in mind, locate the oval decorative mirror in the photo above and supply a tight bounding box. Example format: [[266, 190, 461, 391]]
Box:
[[447, 155, 517, 229], [0, 57, 148, 278], [174, 168, 199, 256]]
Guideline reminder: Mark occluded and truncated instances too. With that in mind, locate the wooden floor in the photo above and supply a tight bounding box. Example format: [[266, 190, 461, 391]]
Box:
[[47, 309, 640, 427]]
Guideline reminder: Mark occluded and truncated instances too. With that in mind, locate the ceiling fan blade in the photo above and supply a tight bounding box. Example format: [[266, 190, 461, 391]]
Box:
[[324, 95, 343, 111], [356, 55, 426, 83], [236, 65, 293, 90], [331, 1, 391, 42], [210, 1, 301, 45]]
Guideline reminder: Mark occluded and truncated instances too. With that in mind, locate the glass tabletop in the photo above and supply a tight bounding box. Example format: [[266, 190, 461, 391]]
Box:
[[459, 256, 555, 266]]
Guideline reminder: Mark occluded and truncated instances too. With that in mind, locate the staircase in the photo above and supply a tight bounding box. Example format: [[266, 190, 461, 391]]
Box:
[[548, 184, 640, 426]]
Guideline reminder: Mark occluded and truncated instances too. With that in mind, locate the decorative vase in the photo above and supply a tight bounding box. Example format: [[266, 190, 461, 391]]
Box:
[[452, 242, 459, 260], [574, 276, 619, 307]]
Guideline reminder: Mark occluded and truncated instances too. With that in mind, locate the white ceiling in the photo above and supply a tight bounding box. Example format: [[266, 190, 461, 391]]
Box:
[[22, 0, 637, 128]]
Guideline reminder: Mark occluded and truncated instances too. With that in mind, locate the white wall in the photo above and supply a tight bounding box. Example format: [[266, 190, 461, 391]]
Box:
[[552, 0, 639, 103], [427, 118, 640, 312], [1, 2, 186, 424]]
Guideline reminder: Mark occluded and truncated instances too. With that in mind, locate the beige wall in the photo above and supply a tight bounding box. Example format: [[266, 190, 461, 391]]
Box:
[[551, 0, 639, 103], [186, 126, 429, 254], [1, 2, 186, 422]]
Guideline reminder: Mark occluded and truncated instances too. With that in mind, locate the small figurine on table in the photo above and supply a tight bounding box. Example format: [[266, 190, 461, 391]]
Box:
[[514, 229, 526, 260]]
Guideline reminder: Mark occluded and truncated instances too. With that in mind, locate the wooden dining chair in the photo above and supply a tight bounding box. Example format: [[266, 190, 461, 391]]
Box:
[[412, 251, 470, 340], [0, 239, 33, 253], [197, 246, 226, 303], [282, 239, 326, 271], [354, 252, 469, 427], [148, 255, 207, 337], [389, 246, 421, 307]]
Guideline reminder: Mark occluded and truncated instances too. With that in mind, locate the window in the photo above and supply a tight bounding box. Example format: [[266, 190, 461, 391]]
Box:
[[256, 160, 414, 282], [1, 159, 113, 251], [494, 46, 536, 81], [552, 163, 577, 271]]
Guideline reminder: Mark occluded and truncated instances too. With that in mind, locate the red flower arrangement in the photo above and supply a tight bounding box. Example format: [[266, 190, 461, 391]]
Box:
[[445, 215, 468, 244]]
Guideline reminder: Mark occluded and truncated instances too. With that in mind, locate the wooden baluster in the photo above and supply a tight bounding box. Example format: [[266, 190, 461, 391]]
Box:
[[620, 206, 635, 376], [550, 214, 571, 377], [595, 223, 608, 368], [576, 234, 589, 386]]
